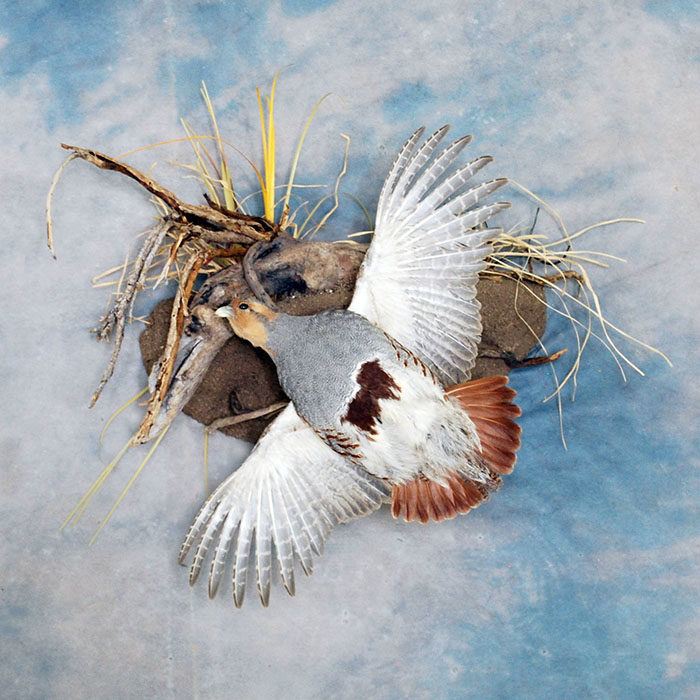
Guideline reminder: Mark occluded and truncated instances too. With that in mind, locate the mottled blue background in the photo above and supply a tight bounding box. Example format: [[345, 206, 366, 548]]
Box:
[[1, 2, 698, 698]]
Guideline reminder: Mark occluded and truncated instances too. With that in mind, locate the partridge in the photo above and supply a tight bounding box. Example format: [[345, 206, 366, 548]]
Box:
[[180, 126, 521, 606]]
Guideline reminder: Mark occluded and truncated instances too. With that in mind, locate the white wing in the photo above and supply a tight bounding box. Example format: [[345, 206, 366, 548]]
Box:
[[179, 404, 389, 607], [349, 125, 510, 386]]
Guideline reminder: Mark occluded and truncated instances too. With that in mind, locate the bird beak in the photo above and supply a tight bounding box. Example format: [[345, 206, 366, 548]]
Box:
[[215, 305, 234, 318]]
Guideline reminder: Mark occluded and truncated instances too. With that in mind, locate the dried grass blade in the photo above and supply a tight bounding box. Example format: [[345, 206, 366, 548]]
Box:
[[89, 426, 170, 545]]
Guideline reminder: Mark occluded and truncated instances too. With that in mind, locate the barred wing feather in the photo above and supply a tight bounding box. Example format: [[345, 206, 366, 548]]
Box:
[[350, 126, 510, 385], [179, 404, 390, 607]]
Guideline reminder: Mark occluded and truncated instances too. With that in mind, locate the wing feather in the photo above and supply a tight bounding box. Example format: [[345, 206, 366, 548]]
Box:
[[285, 468, 328, 556], [383, 132, 473, 228], [232, 504, 255, 607], [255, 480, 273, 607], [188, 497, 228, 586], [384, 125, 453, 221], [179, 404, 390, 606], [282, 466, 322, 564], [268, 476, 296, 595], [207, 499, 241, 598], [350, 127, 510, 385], [375, 126, 426, 225], [400, 154, 495, 214]]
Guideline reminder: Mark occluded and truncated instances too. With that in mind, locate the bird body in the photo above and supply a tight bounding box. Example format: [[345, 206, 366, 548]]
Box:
[[219, 303, 506, 497], [265, 309, 397, 442], [181, 125, 523, 606]]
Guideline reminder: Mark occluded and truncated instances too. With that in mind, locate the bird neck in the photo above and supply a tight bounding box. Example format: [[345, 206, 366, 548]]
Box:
[[262, 311, 312, 360]]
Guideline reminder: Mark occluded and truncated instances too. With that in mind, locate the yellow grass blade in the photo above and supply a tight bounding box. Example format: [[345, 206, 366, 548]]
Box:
[[298, 135, 352, 239], [256, 87, 270, 219], [89, 426, 171, 546], [201, 81, 236, 210], [180, 119, 220, 204], [342, 193, 373, 233], [46, 153, 80, 258], [99, 386, 148, 446], [508, 179, 572, 245], [61, 434, 134, 529], [255, 70, 284, 222], [267, 94, 276, 222], [117, 135, 221, 160], [283, 93, 331, 229], [543, 218, 646, 250], [303, 134, 351, 239]]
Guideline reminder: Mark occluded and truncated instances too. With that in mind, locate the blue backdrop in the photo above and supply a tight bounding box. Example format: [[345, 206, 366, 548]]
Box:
[[1, 1, 698, 698]]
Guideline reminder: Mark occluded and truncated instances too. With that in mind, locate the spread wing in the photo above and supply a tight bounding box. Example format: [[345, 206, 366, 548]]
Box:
[[179, 404, 390, 607], [349, 125, 510, 386]]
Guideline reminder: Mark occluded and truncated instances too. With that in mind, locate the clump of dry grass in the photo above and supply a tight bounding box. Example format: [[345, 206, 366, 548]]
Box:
[[486, 180, 671, 444]]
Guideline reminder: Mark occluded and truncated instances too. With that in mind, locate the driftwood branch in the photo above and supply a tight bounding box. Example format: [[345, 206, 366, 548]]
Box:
[[60, 144, 275, 242], [167, 221, 258, 247], [133, 253, 206, 444], [52, 142, 284, 408]]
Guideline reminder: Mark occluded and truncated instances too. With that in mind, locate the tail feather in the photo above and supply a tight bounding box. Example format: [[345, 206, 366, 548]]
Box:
[[391, 472, 491, 523], [390, 376, 522, 524], [446, 375, 522, 475]]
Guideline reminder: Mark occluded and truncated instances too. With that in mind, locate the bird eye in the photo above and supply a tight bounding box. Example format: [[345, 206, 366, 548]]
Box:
[[238, 303, 249, 310]]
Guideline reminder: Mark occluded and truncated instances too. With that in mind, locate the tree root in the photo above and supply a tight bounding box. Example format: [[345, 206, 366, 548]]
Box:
[[60, 144, 276, 241]]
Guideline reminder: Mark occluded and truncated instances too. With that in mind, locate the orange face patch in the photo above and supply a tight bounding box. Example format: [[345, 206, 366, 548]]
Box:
[[233, 313, 269, 349], [224, 297, 277, 350]]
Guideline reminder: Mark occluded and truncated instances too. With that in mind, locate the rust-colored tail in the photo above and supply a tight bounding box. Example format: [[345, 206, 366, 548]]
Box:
[[446, 375, 522, 475], [391, 473, 490, 523], [391, 376, 521, 524]]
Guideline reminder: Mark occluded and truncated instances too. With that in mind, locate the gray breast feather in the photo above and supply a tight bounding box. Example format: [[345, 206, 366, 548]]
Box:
[[266, 310, 395, 429]]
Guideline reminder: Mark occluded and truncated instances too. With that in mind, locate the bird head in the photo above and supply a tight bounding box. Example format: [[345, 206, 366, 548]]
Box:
[[215, 297, 279, 353]]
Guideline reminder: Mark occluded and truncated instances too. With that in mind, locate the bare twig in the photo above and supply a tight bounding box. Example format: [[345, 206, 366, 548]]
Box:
[[205, 402, 288, 434], [511, 348, 568, 368], [168, 221, 257, 246], [89, 220, 172, 407]]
